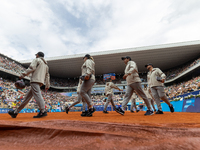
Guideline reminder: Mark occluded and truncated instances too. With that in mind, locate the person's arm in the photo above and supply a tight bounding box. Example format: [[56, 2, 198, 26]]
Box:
[[157, 68, 166, 83], [123, 61, 137, 79], [110, 83, 123, 91], [148, 87, 155, 101], [126, 61, 137, 75], [85, 60, 93, 76], [20, 59, 38, 78]]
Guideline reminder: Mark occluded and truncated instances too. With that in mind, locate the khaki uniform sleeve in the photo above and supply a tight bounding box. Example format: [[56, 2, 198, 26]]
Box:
[[23, 59, 38, 76], [85, 60, 93, 75], [110, 82, 119, 90], [157, 68, 166, 80], [126, 61, 137, 74]]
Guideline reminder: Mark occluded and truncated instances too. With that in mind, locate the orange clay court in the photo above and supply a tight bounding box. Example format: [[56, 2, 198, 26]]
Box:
[[0, 111, 200, 150]]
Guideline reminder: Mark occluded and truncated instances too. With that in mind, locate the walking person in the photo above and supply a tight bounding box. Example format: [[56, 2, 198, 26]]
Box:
[[79, 54, 96, 117], [116, 56, 153, 116], [8, 52, 50, 118], [145, 63, 174, 114], [103, 78, 123, 114], [130, 92, 138, 113], [143, 84, 156, 112], [65, 79, 88, 116]]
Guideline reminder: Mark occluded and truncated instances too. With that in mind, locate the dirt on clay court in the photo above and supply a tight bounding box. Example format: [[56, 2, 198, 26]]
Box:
[[0, 111, 200, 150]]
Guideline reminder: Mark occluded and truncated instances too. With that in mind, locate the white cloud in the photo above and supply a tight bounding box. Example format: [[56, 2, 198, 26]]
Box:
[[0, 0, 199, 61]]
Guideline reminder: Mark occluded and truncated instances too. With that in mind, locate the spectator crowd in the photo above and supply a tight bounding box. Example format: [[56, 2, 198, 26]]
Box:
[[0, 77, 122, 111], [0, 54, 199, 87], [1, 53, 200, 112], [1, 74, 200, 111]]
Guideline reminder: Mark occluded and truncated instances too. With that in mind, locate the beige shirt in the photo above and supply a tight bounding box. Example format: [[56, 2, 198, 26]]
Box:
[[77, 79, 82, 94], [105, 82, 119, 96], [147, 68, 166, 88], [125, 61, 141, 85], [81, 59, 95, 80], [22, 57, 50, 88]]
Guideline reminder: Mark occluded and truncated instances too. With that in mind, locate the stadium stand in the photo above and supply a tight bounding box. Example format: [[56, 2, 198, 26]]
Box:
[[1, 52, 200, 88], [1, 41, 200, 112]]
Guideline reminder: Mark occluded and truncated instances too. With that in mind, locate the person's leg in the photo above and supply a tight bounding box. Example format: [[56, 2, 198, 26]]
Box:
[[156, 86, 174, 112], [31, 83, 45, 113], [150, 99, 156, 111], [80, 98, 88, 116], [104, 94, 111, 111], [130, 98, 135, 111], [134, 100, 137, 112], [82, 98, 86, 112], [131, 83, 151, 110], [14, 89, 33, 114], [69, 93, 82, 109], [151, 87, 162, 111], [157, 86, 171, 106], [87, 88, 92, 99], [110, 95, 117, 110], [122, 85, 134, 111], [80, 79, 95, 108]]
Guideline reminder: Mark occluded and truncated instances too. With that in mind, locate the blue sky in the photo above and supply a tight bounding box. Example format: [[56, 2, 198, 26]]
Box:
[[0, 0, 200, 60]]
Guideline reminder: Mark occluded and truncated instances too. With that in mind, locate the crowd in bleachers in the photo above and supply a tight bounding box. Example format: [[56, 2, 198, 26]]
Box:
[[0, 77, 122, 111], [0, 55, 26, 75], [165, 57, 200, 80], [1, 73, 200, 111], [1, 53, 200, 113], [165, 76, 200, 100], [0, 77, 67, 111], [50, 77, 79, 87], [0, 54, 199, 87]]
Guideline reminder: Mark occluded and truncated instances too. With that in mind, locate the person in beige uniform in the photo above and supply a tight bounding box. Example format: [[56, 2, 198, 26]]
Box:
[[65, 79, 87, 116], [79, 54, 96, 117], [103, 78, 123, 114], [116, 56, 153, 116], [143, 84, 156, 112], [145, 63, 174, 114], [8, 52, 50, 118], [130, 92, 138, 113]]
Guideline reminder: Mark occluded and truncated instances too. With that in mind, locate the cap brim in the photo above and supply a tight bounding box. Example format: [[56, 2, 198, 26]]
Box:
[[121, 57, 126, 60], [145, 65, 148, 67]]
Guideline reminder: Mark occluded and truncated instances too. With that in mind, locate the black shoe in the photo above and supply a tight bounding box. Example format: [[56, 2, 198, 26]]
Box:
[[144, 110, 154, 116], [136, 110, 140, 112], [8, 110, 18, 118], [115, 107, 125, 115], [86, 107, 96, 117], [103, 110, 109, 114], [33, 111, 47, 118], [65, 106, 69, 114], [130, 110, 134, 113], [81, 111, 88, 117], [155, 110, 164, 114], [169, 105, 174, 113], [91, 107, 96, 113]]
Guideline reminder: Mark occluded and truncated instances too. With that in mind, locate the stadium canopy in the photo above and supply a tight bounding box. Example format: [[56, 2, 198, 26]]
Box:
[[20, 41, 200, 78]]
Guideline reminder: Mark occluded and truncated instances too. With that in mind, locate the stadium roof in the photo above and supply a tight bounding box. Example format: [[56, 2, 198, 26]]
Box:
[[20, 40, 200, 78]]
